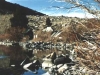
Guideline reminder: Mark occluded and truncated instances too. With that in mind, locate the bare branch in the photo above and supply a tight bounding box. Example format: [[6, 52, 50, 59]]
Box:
[[55, 0, 100, 18], [51, 5, 81, 9], [95, 0, 100, 3], [67, 0, 100, 16]]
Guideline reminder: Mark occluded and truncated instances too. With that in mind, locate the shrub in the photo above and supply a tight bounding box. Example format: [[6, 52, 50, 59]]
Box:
[[46, 17, 52, 27], [5, 27, 26, 41], [10, 6, 28, 28]]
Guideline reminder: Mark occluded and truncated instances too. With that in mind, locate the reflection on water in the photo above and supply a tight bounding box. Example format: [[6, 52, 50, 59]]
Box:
[[0, 45, 47, 75], [0, 45, 26, 65], [23, 68, 46, 75], [0, 55, 10, 68]]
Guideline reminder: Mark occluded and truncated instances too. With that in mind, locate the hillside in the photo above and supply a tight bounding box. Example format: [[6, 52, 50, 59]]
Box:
[[0, 0, 46, 34], [0, 15, 87, 34], [0, 0, 45, 15]]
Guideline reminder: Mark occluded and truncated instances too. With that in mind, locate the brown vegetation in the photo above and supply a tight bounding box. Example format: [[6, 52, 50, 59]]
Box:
[[75, 43, 100, 71], [0, 45, 26, 61], [32, 30, 52, 42], [31, 18, 100, 72], [0, 15, 100, 72], [84, 18, 100, 29], [0, 27, 26, 41]]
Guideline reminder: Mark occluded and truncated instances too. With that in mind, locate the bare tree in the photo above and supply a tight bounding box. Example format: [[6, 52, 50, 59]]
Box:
[[54, 0, 100, 18]]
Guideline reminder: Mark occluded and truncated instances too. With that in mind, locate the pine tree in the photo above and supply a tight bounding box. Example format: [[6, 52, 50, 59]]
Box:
[[10, 6, 28, 28], [46, 17, 52, 27]]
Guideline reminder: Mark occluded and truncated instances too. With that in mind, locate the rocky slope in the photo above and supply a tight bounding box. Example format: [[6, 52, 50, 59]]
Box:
[[0, 0, 45, 15]]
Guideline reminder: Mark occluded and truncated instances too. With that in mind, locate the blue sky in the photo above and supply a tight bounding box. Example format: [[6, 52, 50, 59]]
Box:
[[5, 0, 100, 18]]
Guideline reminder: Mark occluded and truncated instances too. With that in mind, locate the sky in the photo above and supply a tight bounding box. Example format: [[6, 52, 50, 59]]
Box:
[[5, 0, 100, 18]]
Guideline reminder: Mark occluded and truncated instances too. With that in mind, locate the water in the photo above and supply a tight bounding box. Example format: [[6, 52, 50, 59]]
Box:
[[23, 69, 47, 75], [0, 55, 9, 58], [9, 68, 47, 75], [0, 45, 47, 75]]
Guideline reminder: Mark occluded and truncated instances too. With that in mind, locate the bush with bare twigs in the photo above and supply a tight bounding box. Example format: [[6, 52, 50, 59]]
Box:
[[0, 27, 26, 41]]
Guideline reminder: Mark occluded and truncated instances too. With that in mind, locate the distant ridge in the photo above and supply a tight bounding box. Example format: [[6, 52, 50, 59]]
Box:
[[0, 0, 45, 15]]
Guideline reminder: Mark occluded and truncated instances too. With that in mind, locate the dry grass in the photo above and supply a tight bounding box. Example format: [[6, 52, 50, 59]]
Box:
[[0, 15, 12, 34], [32, 18, 100, 72], [32, 30, 52, 42], [0, 16, 100, 72], [0, 27, 26, 41], [75, 42, 100, 71]]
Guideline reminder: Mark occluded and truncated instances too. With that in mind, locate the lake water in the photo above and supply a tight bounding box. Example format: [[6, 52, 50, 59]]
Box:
[[0, 45, 48, 75], [23, 69, 49, 75]]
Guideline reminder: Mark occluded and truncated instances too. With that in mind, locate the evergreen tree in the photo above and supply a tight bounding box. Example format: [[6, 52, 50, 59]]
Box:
[[46, 17, 52, 27], [10, 6, 33, 40], [10, 6, 28, 28]]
